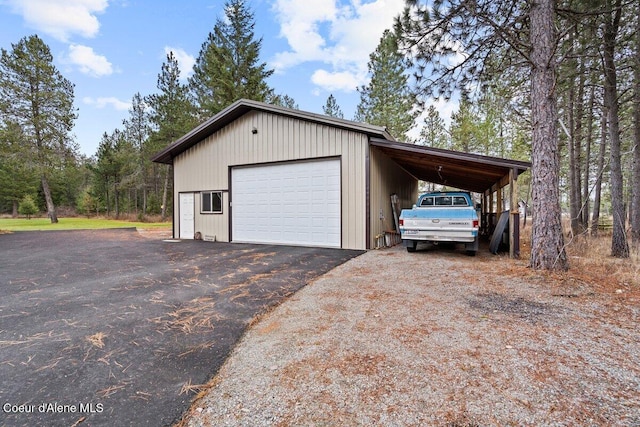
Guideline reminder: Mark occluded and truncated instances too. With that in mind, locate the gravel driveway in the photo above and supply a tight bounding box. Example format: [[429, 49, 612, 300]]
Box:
[[182, 245, 640, 426]]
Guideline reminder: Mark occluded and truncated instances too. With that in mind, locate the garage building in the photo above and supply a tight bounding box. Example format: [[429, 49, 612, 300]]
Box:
[[152, 99, 529, 253]]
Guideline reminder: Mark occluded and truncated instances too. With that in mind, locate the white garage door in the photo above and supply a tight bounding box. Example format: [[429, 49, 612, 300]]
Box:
[[232, 159, 341, 247]]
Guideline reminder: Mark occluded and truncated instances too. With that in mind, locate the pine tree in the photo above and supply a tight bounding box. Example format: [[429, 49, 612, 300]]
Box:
[[147, 52, 198, 220], [122, 92, 151, 216], [397, 0, 568, 270], [322, 94, 344, 118], [18, 194, 38, 219], [354, 29, 417, 140], [189, 0, 274, 118], [419, 105, 448, 149], [632, 1, 640, 251], [0, 35, 77, 223], [0, 121, 38, 216], [270, 94, 298, 109], [449, 98, 476, 153], [602, 0, 629, 258]]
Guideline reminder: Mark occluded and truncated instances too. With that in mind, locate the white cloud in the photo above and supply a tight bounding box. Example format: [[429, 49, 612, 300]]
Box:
[[163, 46, 195, 81], [271, 0, 406, 93], [270, 0, 337, 69], [83, 96, 130, 111], [311, 69, 361, 92], [68, 44, 113, 77], [4, 0, 109, 41]]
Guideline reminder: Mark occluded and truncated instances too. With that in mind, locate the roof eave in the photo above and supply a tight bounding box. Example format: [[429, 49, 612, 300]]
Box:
[[151, 99, 393, 165], [369, 137, 531, 172]]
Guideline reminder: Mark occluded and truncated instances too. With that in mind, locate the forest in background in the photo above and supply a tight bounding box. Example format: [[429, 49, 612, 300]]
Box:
[[1, 0, 639, 267]]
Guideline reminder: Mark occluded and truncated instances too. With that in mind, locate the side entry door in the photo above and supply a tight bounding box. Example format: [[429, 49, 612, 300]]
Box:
[[179, 192, 195, 239]]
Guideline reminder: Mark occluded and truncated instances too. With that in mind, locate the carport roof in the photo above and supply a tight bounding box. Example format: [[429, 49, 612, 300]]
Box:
[[370, 138, 531, 194]]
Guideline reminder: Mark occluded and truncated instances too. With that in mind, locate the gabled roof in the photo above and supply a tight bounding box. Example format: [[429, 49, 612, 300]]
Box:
[[151, 98, 530, 195], [370, 138, 530, 194], [151, 98, 394, 164]]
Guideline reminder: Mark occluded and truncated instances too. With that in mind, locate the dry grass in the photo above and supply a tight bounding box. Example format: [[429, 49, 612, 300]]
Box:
[[86, 332, 107, 348], [0, 330, 70, 347], [151, 297, 225, 334], [564, 234, 639, 288], [517, 223, 640, 293], [180, 379, 213, 396]]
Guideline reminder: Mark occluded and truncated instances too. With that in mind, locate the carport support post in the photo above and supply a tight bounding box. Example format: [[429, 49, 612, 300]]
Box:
[[509, 168, 520, 259]]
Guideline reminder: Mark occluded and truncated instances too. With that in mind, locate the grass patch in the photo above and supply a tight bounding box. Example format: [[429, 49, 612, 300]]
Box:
[[0, 217, 171, 232]]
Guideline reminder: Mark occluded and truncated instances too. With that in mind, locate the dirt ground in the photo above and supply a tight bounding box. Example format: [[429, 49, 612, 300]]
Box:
[[182, 243, 640, 427], [0, 229, 361, 427]]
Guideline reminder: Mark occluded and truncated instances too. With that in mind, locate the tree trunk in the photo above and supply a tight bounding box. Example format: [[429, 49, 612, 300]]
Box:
[[115, 184, 120, 219], [574, 66, 585, 232], [582, 85, 595, 228], [632, 2, 640, 251], [603, 0, 629, 258], [567, 77, 581, 236], [592, 112, 608, 236], [143, 187, 147, 216], [529, 0, 568, 270], [105, 179, 110, 217], [12, 200, 18, 218], [161, 164, 170, 221], [41, 175, 58, 223]]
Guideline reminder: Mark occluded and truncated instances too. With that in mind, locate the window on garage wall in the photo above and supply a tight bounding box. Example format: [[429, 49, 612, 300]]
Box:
[[201, 191, 223, 214]]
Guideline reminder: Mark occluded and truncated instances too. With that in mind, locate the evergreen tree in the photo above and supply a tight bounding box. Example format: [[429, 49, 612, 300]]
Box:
[[147, 52, 196, 139], [354, 29, 417, 140], [18, 194, 38, 219], [189, 0, 274, 118], [632, 0, 640, 251], [397, 0, 568, 270], [123, 92, 152, 215], [270, 94, 298, 109], [0, 121, 38, 216], [147, 52, 198, 220], [449, 98, 476, 153], [322, 94, 344, 118], [418, 105, 448, 148], [92, 129, 135, 218], [0, 35, 77, 223], [602, 0, 629, 258]]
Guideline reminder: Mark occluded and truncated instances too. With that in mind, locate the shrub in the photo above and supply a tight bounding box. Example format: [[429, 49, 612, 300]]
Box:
[[76, 189, 98, 218], [18, 194, 38, 219]]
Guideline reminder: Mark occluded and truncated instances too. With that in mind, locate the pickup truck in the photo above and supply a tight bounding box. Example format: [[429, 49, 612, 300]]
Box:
[[399, 191, 479, 255]]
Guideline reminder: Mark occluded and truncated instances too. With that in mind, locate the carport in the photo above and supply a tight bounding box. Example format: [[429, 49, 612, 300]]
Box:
[[369, 138, 531, 258]]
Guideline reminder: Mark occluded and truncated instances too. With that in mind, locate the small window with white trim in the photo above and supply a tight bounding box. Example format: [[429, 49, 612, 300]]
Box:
[[201, 191, 222, 214]]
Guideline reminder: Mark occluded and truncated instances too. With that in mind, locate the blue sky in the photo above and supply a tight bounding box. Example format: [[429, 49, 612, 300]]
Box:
[[1, 0, 427, 157]]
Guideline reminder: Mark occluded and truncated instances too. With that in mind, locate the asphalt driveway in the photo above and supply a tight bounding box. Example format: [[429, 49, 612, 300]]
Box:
[[0, 229, 362, 426]]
